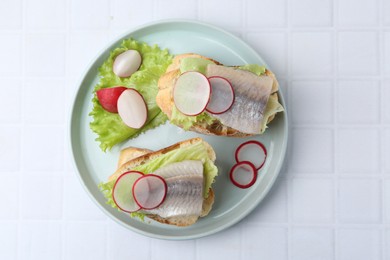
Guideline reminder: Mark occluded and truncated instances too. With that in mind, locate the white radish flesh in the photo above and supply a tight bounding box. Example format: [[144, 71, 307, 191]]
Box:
[[113, 50, 142, 78], [132, 174, 167, 210], [173, 71, 211, 116], [229, 161, 257, 189], [117, 89, 148, 129], [112, 171, 144, 213], [235, 140, 267, 170], [206, 76, 235, 114]]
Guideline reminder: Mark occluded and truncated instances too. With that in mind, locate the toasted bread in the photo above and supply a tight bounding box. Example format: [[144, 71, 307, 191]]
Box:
[[109, 137, 216, 227], [156, 53, 281, 136]]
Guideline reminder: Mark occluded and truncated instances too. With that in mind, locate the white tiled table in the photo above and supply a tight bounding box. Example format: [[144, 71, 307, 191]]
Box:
[[0, 0, 389, 259]]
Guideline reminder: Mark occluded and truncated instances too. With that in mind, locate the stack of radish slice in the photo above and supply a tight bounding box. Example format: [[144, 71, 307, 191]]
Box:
[[96, 87, 148, 129], [173, 72, 235, 116], [229, 140, 267, 189], [112, 171, 167, 212]]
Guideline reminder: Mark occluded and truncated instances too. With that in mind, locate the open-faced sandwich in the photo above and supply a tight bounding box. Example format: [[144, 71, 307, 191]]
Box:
[[156, 53, 284, 136], [99, 138, 217, 226]]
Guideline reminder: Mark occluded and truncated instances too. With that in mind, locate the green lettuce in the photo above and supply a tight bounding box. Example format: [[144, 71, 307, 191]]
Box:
[[99, 141, 218, 219], [90, 39, 173, 151]]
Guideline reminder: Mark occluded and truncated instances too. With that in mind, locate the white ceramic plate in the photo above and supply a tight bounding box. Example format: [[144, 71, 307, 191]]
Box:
[[70, 20, 288, 240]]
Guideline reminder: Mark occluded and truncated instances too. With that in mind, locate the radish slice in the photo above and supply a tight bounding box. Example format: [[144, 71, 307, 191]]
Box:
[[117, 89, 148, 129], [206, 76, 235, 114], [173, 71, 211, 116], [113, 50, 142, 78], [132, 174, 167, 210], [235, 140, 267, 170], [112, 171, 144, 213], [229, 161, 257, 189]]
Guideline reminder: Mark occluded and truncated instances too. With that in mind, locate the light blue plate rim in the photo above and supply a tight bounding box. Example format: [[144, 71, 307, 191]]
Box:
[[69, 19, 289, 240]]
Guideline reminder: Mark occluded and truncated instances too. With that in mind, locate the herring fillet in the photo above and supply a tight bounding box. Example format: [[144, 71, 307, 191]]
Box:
[[205, 64, 273, 134], [141, 160, 204, 218]]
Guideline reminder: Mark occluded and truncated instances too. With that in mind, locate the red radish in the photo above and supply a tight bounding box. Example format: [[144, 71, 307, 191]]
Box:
[[173, 71, 211, 116], [229, 161, 257, 189], [235, 140, 267, 170], [112, 171, 144, 213], [206, 76, 235, 114], [117, 89, 148, 129], [132, 174, 167, 210], [113, 50, 142, 78], [96, 86, 127, 113]]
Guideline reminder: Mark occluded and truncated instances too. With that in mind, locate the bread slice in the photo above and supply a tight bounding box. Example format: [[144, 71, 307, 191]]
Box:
[[156, 53, 281, 137], [109, 137, 216, 227]]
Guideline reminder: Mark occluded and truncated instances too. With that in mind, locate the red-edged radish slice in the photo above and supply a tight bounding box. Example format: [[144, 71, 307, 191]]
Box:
[[235, 140, 267, 170], [117, 89, 148, 129], [173, 71, 211, 116], [113, 50, 142, 78], [229, 161, 257, 189], [206, 76, 235, 114], [96, 86, 127, 113], [112, 171, 144, 213], [132, 174, 167, 210]]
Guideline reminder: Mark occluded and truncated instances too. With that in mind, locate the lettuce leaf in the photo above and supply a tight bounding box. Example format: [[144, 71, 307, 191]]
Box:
[[238, 64, 266, 76], [99, 141, 218, 219], [90, 39, 173, 151]]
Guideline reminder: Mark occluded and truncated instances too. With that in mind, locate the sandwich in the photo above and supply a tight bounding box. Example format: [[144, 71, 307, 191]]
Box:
[[156, 53, 284, 136], [99, 137, 217, 226]]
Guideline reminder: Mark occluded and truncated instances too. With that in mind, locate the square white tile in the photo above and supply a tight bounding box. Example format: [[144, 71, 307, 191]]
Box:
[[337, 0, 378, 26], [338, 228, 381, 260], [23, 79, 65, 125], [0, 174, 18, 219], [64, 222, 106, 260], [155, 0, 197, 20], [108, 221, 150, 259], [338, 31, 379, 76], [245, 32, 287, 76], [385, 1, 390, 25], [291, 80, 333, 124], [111, 0, 153, 29], [70, 0, 110, 29], [197, 226, 240, 259], [21, 126, 64, 171], [290, 128, 334, 173], [152, 239, 195, 260], [0, 79, 21, 124], [63, 175, 107, 220], [386, 229, 390, 260], [384, 79, 390, 124], [291, 32, 333, 77], [385, 179, 390, 223], [385, 128, 390, 173], [0, 33, 22, 77], [25, 0, 66, 30], [68, 32, 108, 77], [200, 0, 242, 29], [0, 223, 17, 260], [338, 128, 380, 174], [244, 179, 287, 223], [384, 32, 390, 75], [291, 227, 334, 260], [292, 178, 334, 223], [291, 0, 333, 27], [0, 0, 22, 30], [246, 0, 287, 27], [338, 179, 381, 223], [0, 126, 20, 172], [337, 80, 380, 124], [20, 175, 63, 219], [25, 34, 66, 77], [20, 222, 61, 260], [242, 226, 287, 260]]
